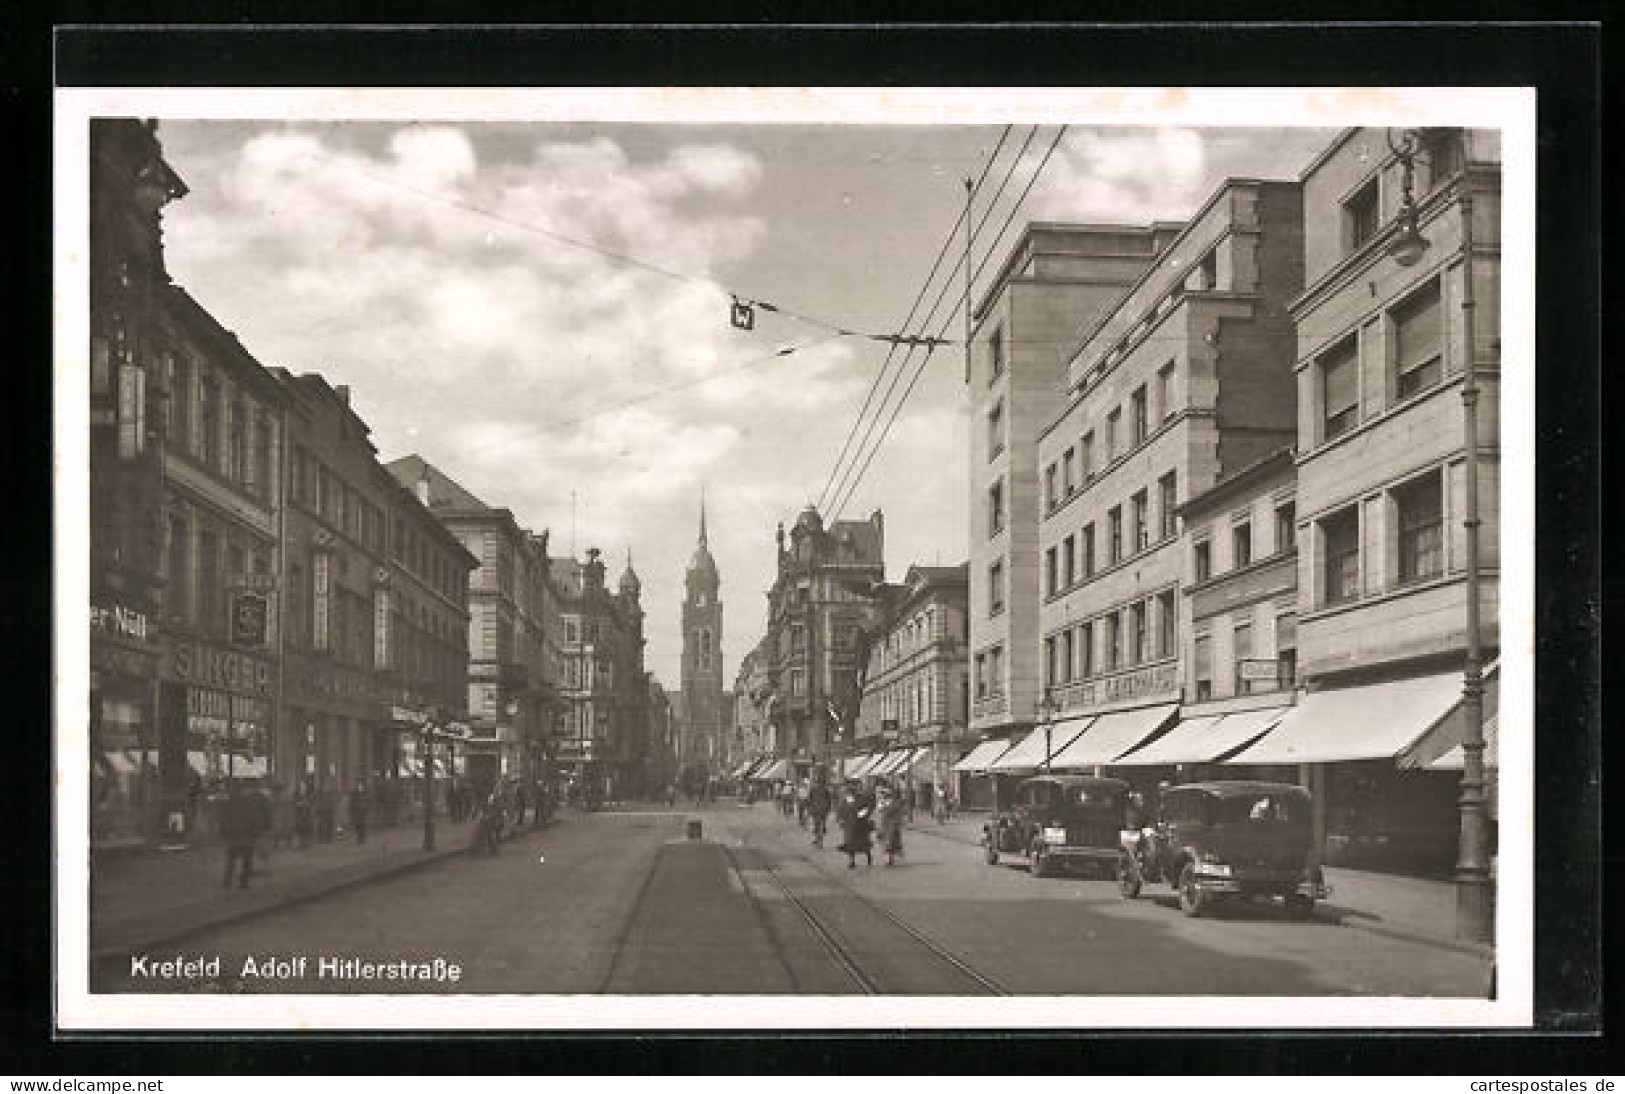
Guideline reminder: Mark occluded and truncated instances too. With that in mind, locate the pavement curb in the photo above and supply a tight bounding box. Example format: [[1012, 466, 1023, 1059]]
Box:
[[91, 820, 557, 962]]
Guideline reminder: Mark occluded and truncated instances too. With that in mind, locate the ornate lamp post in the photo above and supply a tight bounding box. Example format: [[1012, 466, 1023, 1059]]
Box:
[[1386, 129, 1432, 268]]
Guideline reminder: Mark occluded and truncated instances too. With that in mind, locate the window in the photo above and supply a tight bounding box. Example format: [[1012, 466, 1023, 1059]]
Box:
[[198, 376, 219, 465], [564, 616, 581, 644], [1344, 177, 1379, 252], [1275, 502, 1296, 554], [196, 529, 218, 636], [167, 354, 191, 444], [1132, 385, 1148, 445], [1276, 612, 1298, 689], [315, 464, 329, 520], [1323, 507, 1361, 605], [1396, 472, 1444, 584], [1062, 535, 1076, 587], [1045, 635, 1058, 687], [989, 328, 1005, 383], [1045, 546, 1058, 597], [988, 478, 1005, 536], [989, 560, 1005, 616], [1078, 621, 1094, 677], [987, 400, 1005, 458], [1062, 448, 1076, 495], [1106, 612, 1122, 669], [1193, 634, 1213, 701], [974, 653, 988, 700], [1194, 539, 1212, 582], [1082, 524, 1095, 577], [1108, 506, 1123, 564], [1081, 432, 1095, 479], [1132, 600, 1149, 665], [990, 646, 1004, 696], [1194, 249, 1218, 291], [1233, 622, 1254, 693], [1106, 408, 1121, 460], [1393, 281, 1443, 399], [1321, 336, 1359, 440], [250, 415, 270, 497], [1061, 628, 1075, 683], [1157, 590, 1176, 658], [1045, 464, 1058, 510], [165, 515, 190, 622], [1159, 472, 1178, 539], [1232, 521, 1252, 568], [1132, 490, 1149, 551], [226, 403, 244, 483], [1158, 362, 1175, 421], [1421, 129, 1463, 190]]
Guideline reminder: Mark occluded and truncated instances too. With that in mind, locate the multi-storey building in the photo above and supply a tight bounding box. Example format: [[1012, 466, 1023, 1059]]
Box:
[[759, 506, 886, 777], [853, 564, 969, 799], [386, 455, 560, 787], [278, 373, 475, 816], [153, 289, 287, 830], [965, 224, 1175, 766], [88, 118, 189, 845], [550, 548, 648, 798], [645, 675, 677, 792], [731, 646, 773, 774], [1030, 179, 1304, 778], [1229, 127, 1502, 872]]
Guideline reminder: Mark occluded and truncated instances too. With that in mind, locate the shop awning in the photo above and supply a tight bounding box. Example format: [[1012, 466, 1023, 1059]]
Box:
[[873, 748, 923, 777], [1114, 707, 1290, 766], [756, 758, 790, 781], [848, 753, 886, 778], [1050, 703, 1179, 769], [989, 717, 1095, 772], [1229, 670, 1467, 765], [951, 738, 1013, 773], [1399, 660, 1501, 771], [729, 760, 754, 779], [186, 751, 211, 777], [227, 756, 270, 779], [1416, 715, 1500, 771], [742, 758, 768, 779], [99, 750, 144, 776]]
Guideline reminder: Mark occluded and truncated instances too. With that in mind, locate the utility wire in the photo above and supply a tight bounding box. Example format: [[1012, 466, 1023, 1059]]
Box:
[[831, 125, 1070, 521], [813, 124, 1012, 513], [822, 125, 1039, 516]]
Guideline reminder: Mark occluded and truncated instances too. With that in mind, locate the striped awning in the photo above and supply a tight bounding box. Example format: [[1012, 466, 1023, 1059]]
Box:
[[1050, 703, 1179, 769], [951, 738, 1013, 773], [1114, 708, 1288, 766], [989, 718, 1094, 772]]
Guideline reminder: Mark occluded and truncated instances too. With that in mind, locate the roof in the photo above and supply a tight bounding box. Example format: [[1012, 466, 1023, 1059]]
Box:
[[384, 454, 491, 512], [1168, 780, 1309, 797], [1179, 446, 1296, 518]]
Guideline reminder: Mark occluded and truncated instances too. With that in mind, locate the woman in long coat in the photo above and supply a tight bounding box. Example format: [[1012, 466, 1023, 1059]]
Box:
[[875, 783, 906, 866], [836, 781, 874, 869]]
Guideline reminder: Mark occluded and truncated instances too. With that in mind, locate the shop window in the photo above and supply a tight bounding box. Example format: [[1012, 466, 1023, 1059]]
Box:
[[1344, 176, 1379, 252], [1395, 471, 1444, 584], [1393, 280, 1443, 400], [1232, 521, 1252, 568], [1321, 336, 1359, 441], [1322, 507, 1360, 605]]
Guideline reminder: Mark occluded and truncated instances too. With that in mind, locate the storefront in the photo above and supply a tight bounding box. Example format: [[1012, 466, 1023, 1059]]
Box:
[[156, 636, 276, 838], [90, 598, 160, 846]]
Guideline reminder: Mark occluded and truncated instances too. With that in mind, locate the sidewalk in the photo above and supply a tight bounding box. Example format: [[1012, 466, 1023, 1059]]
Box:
[[902, 811, 1491, 957], [90, 814, 550, 959]]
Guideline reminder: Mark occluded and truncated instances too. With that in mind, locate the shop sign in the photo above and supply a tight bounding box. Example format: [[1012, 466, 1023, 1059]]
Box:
[[170, 639, 273, 697], [91, 601, 150, 642], [1237, 659, 1281, 684], [1060, 662, 1179, 709], [231, 592, 270, 648], [187, 687, 269, 725], [391, 705, 429, 726]]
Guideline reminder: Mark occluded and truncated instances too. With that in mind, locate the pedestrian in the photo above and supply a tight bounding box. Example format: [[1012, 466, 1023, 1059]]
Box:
[[835, 780, 874, 869], [316, 786, 336, 843], [293, 780, 314, 849], [514, 782, 530, 828], [220, 781, 269, 889], [807, 778, 833, 848], [795, 779, 809, 827], [350, 778, 371, 844], [934, 782, 952, 825], [876, 783, 906, 866]]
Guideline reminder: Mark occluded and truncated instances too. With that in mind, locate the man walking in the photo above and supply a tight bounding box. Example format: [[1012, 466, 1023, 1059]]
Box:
[[350, 778, 371, 844], [221, 782, 269, 889], [807, 778, 833, 848]]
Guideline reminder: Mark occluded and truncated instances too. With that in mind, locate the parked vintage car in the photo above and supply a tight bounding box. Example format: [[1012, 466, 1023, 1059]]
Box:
[[1118, 780, 1329, 918], [983, 774, 1130, 878]]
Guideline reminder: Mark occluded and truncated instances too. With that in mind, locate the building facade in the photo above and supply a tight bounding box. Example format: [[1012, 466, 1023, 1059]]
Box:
[[1232, 126, 1502, 871], [759, 506, 886, 775], [731, 646, 773, 771], [966, 224, 1175, 758], [1033, 180, 1304, 767], [88, 118, 189, 845], [551, 548, 648, 798], [854, 564, 970, 799], [386, 455, 561, 787]]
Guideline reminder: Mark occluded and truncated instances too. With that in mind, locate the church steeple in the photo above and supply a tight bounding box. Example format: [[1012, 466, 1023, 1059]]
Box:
[[699, 485, 708, 549]]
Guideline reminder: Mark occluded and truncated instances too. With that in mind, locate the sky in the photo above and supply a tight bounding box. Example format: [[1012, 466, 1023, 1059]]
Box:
[[154, 119, 1339, 687]]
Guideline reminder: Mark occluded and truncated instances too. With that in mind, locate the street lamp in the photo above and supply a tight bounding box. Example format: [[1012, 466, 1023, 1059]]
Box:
[[1035, 688, 1060, 774], [1386, 129, 1431, 268]]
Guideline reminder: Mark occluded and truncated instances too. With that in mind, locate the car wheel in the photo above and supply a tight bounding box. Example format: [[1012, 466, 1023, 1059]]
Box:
[[1117, 851, 1142, 899], [984, 838, 998, 866], [1178, 864, 1207, 918], [1285, 894, 1315, 920]]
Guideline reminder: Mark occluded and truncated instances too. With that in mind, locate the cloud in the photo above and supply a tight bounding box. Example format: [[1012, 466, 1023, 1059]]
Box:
[[1031, 127, 1208, 223]]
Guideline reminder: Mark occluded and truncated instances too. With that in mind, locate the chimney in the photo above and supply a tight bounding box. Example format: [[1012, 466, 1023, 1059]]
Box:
[[335, 384, 351, 405], [415, 467, 431, 506]]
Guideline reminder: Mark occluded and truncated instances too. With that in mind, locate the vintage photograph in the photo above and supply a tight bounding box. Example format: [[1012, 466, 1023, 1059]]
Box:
[[57, 87, 1534, 1028]]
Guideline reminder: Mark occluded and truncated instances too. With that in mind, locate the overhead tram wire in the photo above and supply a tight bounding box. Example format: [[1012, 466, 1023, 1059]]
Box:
[[819, 125, 1037, 515], [830, 125, 1070, 522], [813, 124, 1013, 513], [821, 125, 1042, 516]]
